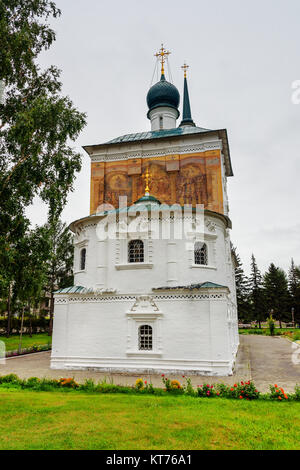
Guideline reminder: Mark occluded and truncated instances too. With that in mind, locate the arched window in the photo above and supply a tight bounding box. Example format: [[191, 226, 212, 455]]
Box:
[[128, 239, 144, 263], [138, 325, 153, 350], [194, 242, 208, 265], [80, 248, 86, 270], [159, 115, 163, 129]]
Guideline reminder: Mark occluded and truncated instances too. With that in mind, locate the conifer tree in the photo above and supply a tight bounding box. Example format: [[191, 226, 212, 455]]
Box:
[[232, 246, 250, 322], [248, 254, 266, 328], [264, 263, 289, 328], [288, 258, 300, 325]]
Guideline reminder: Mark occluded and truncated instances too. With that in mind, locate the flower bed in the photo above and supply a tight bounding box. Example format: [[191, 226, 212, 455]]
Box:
[[0, 374, 299, 401], [5, 344, 51, 358]]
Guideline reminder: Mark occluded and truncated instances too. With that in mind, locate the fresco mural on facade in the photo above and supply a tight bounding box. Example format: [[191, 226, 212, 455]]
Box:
[[90, 150, 223, 215]]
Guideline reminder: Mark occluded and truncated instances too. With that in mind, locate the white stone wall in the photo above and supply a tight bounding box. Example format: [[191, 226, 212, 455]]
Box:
[[72, 215, 232, 293], [51, 290, 237, 376]]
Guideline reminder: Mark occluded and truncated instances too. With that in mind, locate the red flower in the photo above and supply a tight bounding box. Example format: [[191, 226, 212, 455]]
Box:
[[145, 381, 147, 384], [241, 381, 244, 385], [161, 374, 165, 377], [182, 375, 185, 378], [230, 388, 234, 392], [274, 384, 278, 388], [234, 384, 237, 387], [239, 395, 243, 399]]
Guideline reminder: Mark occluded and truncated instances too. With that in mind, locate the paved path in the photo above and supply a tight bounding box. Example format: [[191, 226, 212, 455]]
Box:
[[1, 335, 299, 392]]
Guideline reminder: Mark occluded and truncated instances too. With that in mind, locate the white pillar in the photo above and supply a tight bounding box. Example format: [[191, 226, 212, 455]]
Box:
[[96, 239, 107, 289]]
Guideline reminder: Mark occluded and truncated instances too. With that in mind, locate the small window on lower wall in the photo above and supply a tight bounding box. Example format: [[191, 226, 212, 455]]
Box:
[[138, 325, 153, 350], [128, 239, 144, 263], [80, 248, 86, 270], [194, 242, 208, 265]]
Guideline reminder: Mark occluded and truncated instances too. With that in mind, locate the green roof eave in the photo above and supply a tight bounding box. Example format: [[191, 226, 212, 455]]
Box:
[[82, 127, 233, 177]]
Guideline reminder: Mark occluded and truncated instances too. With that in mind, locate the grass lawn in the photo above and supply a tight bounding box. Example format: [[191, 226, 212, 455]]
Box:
[[0, 333, 51, 352], [0, 389, 299, 450]]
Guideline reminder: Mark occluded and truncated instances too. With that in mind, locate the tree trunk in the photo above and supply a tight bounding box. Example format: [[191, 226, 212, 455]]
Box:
[[18, 306, 25, 354], [28, 301, 32, 337], [48, 290, 54, 336], [6, 284, 11, 338]]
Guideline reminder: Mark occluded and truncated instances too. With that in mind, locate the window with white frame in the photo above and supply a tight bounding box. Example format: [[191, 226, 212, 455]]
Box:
[[128, 239, 144, 263], [194, 242, 208, 265], [80, 248, 86, 270], [138, 325, 153, 350]]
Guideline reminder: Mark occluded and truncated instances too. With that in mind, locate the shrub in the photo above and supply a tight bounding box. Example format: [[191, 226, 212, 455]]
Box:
[[58, 378, 79, 389], [215, 381, 260, 400], [183, 377, 195, 396], [0, 374, 20, 384], [295, 384, 300, 400], [268, 315, 275, 336], [269, 384, 289, 401], [135, 378, 144, 391], [197, 384, 216, 398], [79, 379, 97, 392]]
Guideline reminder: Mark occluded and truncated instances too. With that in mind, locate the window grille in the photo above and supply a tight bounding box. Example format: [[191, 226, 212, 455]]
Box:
[[138, 325, 153, 350], [128, 239, 144, 263], [194, 242, 208, 265]]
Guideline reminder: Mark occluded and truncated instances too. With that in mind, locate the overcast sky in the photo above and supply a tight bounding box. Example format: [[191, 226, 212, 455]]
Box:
[[27, 0, 300, 275]]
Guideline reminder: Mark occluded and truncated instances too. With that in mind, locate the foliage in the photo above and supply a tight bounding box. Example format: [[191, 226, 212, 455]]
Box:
[[248, 254, 266, 327], [0, 0, 86, 328], [1, 374, 300, 403], [231, 246, 250, 322], [58, 378, 79, 389], [135, 378, 144, 390], [264, 264, 290, 327], [267, 314, 275, 336], [269, 384, 289, 401], [197, 383, 216, 397], [288, 259, 300, 325]]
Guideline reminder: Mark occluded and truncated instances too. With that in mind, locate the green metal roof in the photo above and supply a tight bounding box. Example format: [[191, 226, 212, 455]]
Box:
[[55, 286, 87, 294], [105, 125, 211, 145], [153, 282, 227, 291], [134, 194, 161, 204]]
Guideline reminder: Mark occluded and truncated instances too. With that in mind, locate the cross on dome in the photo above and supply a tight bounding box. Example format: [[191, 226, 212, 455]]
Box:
[[181, 62, 189, 78], [155, 44, 171, 77], [142, 167, 152, 196]]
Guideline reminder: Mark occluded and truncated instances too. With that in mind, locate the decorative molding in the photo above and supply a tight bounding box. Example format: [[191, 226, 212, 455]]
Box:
[[54, 291, 228, 303], [90, 140, 222, 163], [115, 263, 153, 270]]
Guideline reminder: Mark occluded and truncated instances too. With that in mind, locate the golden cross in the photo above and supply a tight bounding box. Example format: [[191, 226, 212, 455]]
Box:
[[155, 44, 171, 76], [142, 167, 152, 195], [181, 62, 189, 78]]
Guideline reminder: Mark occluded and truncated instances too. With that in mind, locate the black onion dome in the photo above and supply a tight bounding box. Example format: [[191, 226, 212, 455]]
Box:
[[147, 74, 180, 118]]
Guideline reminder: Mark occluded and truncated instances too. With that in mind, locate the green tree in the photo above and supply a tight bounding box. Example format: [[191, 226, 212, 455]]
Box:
[[0, 0, 86, 322], [232, 246, 250, 322], [248, 254, 266, 328], [45, 217, 74, 335], [264, 263, 290, 328], [288, 258, 300, 325]]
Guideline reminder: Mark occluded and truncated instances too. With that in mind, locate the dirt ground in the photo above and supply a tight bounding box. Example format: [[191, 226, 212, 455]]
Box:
[[1, 335, 299, 392]]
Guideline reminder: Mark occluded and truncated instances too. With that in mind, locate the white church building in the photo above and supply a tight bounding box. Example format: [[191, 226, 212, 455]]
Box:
[[51, 46, 239, 376]]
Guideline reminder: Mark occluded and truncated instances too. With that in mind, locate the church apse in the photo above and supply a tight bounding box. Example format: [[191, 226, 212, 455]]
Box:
[[90, 149, 224, 214]]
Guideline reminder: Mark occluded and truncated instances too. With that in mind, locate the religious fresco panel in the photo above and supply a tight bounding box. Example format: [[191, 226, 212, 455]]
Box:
[[90, 150, 223, 214]]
